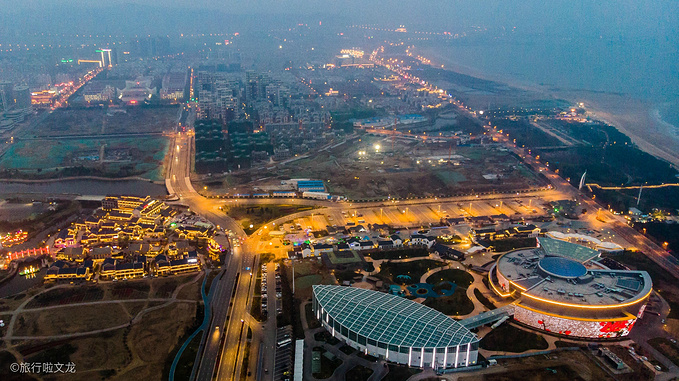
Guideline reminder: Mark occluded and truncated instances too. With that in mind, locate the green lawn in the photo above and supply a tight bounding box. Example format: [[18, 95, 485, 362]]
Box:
[[314, 331, 340, 346], [173, 332, 202, 381], [305, 302, 321, 329], [366, 248, 429, 260], [312, 347, 342, 379], [474, 288, 496, 310], [226, 204, 321, 234], [483, 364, 586, 381], [339, 344, 355, 355], [383, 364, 421, 381], [0, 136, 169, 180], [378, 259, 447, 285], [426, 269, 474, 287], [423, 288, 474, 315]]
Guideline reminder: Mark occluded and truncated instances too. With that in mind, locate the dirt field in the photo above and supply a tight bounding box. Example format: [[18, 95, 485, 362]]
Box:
[[116, 302, 197, 380], [68, 329, 131, 375], [175, 277, 201, 300], [19, 106, 179, 138], [207, 134, 545, 199], [0, 136, 169, 180], [149, 276, 186, 298], [15, 303, 130, 336], [14, 301, 198, 381], [459, 350, 614, 381]]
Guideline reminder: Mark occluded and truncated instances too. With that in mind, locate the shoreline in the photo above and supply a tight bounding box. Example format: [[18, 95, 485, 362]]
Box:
[[415, 47, 679, 168]]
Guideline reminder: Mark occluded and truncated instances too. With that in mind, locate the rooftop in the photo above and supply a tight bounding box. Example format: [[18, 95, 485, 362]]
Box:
[[313, 285, 477, 348], [537, 236, 599, 263], [496, 245, 652, 318]]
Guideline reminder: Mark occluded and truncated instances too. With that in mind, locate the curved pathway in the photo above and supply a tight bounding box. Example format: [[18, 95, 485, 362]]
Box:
[[169, 269, 213, 381], [419, 264, 487, 320], [3, 272, 204, 349]]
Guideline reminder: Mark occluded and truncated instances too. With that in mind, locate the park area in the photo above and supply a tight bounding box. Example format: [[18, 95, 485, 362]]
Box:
[[375, 260, 477, 316]]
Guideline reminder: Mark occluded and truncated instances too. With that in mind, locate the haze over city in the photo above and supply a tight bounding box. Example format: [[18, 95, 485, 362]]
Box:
[[0, 1, 678, 380]]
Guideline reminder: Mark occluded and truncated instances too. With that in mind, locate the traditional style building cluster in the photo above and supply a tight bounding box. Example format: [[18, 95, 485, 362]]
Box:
[[48, 196, 219, 282]]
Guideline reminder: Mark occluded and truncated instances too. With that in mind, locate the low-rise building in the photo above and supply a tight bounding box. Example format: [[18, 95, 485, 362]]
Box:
[[57, 247, 87, 262], [44, 260, 91, 281], [313, 243, 334, 255], [390, 235, 403, 247], [377, 240, 394, 250], [409, 234, 436, 248], [90, 246, 113, 260]]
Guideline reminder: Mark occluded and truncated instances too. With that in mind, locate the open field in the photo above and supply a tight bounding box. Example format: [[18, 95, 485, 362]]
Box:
[[460, 349, 615, 381], [423, 288, 474, 315], [15, 303, 130, 336], [202, 134, 547, 199], [12, 301, 199, 381], [18, 106, 179, 138], [0, 136, 169, 180], [0, 200, 53, 222]]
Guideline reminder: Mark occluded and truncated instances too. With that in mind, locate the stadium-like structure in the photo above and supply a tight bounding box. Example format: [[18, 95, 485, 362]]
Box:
[[312, 285, 479, 369], [489, 237, 651, 338]]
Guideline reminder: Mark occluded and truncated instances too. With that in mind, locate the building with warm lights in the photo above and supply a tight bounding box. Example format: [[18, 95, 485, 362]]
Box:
[[489, 237, 651, 339], [312, 285, 479, 369], [118, 77, 155, 105], [83, 82, 116, 102], [160, 72, 187, 101], [31, 89, 58, 106]]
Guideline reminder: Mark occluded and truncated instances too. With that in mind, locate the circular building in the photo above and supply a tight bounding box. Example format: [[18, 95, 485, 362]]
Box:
[[490, 237, 652, 339], [312, 285, 479, 369]]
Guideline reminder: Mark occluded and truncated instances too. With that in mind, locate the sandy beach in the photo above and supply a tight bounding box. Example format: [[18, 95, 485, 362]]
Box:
[[570, 93, 679, 168], [417, 47, 679, 168]]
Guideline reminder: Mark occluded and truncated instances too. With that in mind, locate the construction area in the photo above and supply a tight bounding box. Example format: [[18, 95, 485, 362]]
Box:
[[201, 134, 548, 200]]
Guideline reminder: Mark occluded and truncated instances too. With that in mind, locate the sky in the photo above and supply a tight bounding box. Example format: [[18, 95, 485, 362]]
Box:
[[0, 0, 676, 38]]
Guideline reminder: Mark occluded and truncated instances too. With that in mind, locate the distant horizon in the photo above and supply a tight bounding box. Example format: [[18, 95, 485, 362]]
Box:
[[0, 1, 676, 38]]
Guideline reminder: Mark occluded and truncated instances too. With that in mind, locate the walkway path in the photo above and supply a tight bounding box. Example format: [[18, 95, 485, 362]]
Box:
[[3, 271, 204, 350], [169, 269, 213, 381]]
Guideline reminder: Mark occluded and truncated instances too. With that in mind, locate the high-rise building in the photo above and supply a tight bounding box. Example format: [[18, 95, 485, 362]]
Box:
[[196, 71, 241, 121], [0, 81, 13, 111], [13, 85, 31, 110]]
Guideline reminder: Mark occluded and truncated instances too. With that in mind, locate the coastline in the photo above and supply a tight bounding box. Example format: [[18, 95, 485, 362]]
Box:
[[415, 47, 679, 168]]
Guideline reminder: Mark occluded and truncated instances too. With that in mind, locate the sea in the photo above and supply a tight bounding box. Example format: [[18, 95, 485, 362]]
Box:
[[422, 35, 679, 145]]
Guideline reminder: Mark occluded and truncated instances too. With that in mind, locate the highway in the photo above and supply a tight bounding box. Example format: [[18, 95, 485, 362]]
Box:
[[168, 130, 273, 381]]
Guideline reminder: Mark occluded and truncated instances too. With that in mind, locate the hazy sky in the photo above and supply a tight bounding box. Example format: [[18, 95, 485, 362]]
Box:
[[0, 0, 676, 38]]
